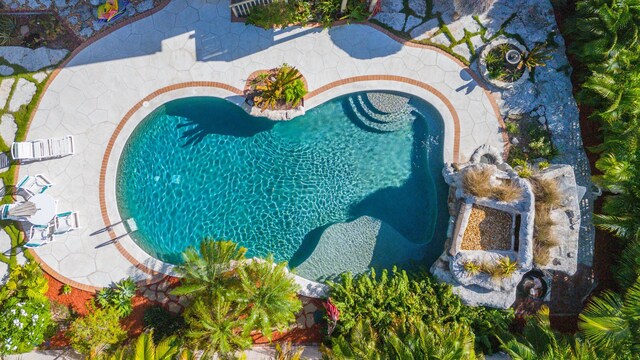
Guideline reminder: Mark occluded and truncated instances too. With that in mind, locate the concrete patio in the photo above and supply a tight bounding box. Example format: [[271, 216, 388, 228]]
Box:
[[18, 0, 504, 290]]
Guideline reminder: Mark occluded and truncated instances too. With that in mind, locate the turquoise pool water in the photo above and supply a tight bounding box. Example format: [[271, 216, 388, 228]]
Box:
[[116, 93, 449, 280]]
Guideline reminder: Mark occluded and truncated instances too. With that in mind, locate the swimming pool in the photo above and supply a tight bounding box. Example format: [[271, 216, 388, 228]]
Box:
[[116, 92, 449, 281]]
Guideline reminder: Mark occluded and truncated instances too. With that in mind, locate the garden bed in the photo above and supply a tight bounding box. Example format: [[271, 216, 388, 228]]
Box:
[[504, 112, 555, 166], [461, 205, 513, 251], [0, 13, 81, 49]]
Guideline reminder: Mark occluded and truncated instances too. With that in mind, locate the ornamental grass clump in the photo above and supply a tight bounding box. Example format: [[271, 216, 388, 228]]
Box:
[[462, 167, 522, 202], [531, 177, 563, 208], [462, 167, 494, 198], [493, 180, 523, 202], [531, 175, 564, 266], [462, 260, 482, 275]]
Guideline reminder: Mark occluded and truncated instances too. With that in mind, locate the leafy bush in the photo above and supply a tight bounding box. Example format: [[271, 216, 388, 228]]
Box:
[[521, 43, 553, 71], [61, 284, 72, 295], [68, 303, 126, 358], [0, 262, 49, 302], [96, 278, 137, 318], [315, 0, 340, 27], [326, 267, 513, 354], [0, 262, 52, 354], [143, 306, 186, 343], [246, 0, 312, 29], [505, 121, 519, 134], [0, 297, 52, 354], [323, 318, 478, 359]]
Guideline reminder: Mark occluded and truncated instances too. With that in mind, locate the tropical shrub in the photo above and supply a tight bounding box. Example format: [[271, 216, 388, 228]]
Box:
[[322, 318, 477, 359], [0, 262, 52, 354], [0, 261, 49, 302], [61, 284, 72, 295], [484, 43, 525, 82], [500, 306, 599, 359], [246, 0, 312, 29], [520, 43, 553, 71], [107, 330, 187, 360], [68, 303, 127, 358], [143, 306, 186, 343], [326, 267, 513, 354], [274, 342, 304, 360], [96, 277, 137, 318], [250, 64, 307, 111], [0, 297, 52, 354]]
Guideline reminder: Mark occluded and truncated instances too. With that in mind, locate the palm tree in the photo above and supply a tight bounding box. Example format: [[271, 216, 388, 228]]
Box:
[[235, 256, 302, 340], [107, 331, 184, 360], [578, 278, 640, 357], [500, 307, 599, 360], [171, 239, 247, 297], [183, 294, 252, 358], [570, 0, 640, 63]]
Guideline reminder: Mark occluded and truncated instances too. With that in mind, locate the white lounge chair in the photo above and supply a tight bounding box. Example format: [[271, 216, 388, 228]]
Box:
[[0, 203, 34, 221], [0, 204, 10, 220], [16, 174, 53, 199], [52, 211, 80, 234], [11, 135, 75, 162], [25, 224, 54, 248]]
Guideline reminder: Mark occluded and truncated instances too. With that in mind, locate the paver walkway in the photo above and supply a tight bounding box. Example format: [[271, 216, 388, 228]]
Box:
[[19, 0, 503, 289]]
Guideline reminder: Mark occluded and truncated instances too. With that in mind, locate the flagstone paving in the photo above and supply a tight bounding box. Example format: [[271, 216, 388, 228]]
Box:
[[18, 0, 504, 290]]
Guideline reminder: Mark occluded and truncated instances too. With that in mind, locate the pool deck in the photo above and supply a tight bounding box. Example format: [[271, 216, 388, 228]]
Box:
[[19, 0, 505, 291]]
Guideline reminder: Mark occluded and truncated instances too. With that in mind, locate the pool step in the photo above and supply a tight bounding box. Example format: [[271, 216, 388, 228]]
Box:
[[347, 95, 415, 132], [355, 94, 414, 123]]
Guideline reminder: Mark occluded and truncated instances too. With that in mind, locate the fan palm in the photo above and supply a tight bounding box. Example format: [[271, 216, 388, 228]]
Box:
[[107, 331, 182, 360], [578, 278, 640, 357], [235, 256, 301, 340], [171, 239, 247, 297], [500, 306, 599, 360], [183, 295, 252, 358]]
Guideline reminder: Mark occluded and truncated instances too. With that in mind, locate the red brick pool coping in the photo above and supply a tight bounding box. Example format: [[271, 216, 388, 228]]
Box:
[[23, 12, 506, 291]]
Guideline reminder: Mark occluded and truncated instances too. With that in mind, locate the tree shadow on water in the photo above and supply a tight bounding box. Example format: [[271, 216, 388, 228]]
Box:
[[167, 97, 275, 147], [348, 117, 437, 243]]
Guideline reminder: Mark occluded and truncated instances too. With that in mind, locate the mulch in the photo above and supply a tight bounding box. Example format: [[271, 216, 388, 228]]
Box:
[[43, 272, 324, 349], [43, 272, 156, 348]]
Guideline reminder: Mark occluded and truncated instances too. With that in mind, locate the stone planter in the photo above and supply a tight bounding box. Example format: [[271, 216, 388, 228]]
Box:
[[243, 67, 308, 121], [242, 103, 305, 121], [478, 37, 529, 89]]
